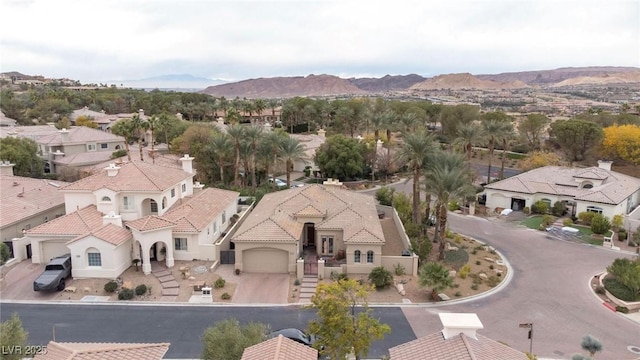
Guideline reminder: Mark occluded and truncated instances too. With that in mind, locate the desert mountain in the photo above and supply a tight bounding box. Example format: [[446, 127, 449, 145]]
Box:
[[109, 74, 226, 90], [201, 74, 366, 98], [550, 70, 640, 87], [410, 73, 527, 90], [477, 66, 639, 85], [348, 74, 425, 92]]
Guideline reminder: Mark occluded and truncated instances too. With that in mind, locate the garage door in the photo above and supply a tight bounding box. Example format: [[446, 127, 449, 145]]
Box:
[[243, 248, 288, 273], [41, 241, 69, 263]]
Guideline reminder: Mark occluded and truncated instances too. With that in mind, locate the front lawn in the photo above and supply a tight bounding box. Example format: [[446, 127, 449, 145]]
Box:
[[522, 215, 544, 230]]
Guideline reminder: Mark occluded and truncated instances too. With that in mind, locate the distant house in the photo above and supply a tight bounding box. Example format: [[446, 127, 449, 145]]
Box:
[[15, 155, 242, 278], [0, 162, 69, 257], [241, 335, 317, 360], [290, 129, 325, 173], [389, 313, 527, 360], [484, 161, 640, 219], [34, 341, 170, 359]]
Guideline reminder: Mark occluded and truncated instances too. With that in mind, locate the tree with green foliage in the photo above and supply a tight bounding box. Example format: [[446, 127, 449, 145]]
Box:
[[419, 261, 454, 300], [550, 119, 603, 163], [519, 114, 550, 150], [375, 187, 395, 206], [227, 124, 245, 187], [0, 242, 11, 265], [315, 135, 367, 181], [207, 133, 233, 184], [590, 214, 611, 235], [607, 258, 640, 298], [482, 119, 513, 183], [439, 104, 479, 139], [454, 122, 484, 165], [309, 279, 391, 360], [0, 313, 29, 360], [0, 137, 45, 178], [279, 136, 306, 187], [201, 318, 268, 360], [243, 126, 263, 190], [368, 266, 394, 289], [74, 115, 98, 128], [111, 119, 135, 161]]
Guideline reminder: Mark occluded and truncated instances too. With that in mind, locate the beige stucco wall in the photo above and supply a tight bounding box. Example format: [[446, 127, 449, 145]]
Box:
[[316, 229, 344, 256], [68, 236, 132, 279], [28, 235, 74, 264], [234, 242, 298, 273], [63, 192, 95, 215], [1, 204, 66, 243], [575, 202, 618, 219], [344, 244, 382, 275], [381, 255, 419, 277]]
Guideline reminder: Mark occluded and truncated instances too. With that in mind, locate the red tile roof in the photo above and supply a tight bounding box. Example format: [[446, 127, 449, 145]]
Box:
[[127, 216, 176, 232], [34, 341, 169, 360], [36, 126, 123, 145], [241, 335, 317, 360], [26, 205, 102, 236], [0, 175, 69, 227], [162, 188, 239, 232], [67, 223, 132, 246]]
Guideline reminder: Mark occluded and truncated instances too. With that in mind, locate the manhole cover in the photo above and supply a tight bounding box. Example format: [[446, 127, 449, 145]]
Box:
[[193, 265, 208, 274], [628, 345, 640, 355]]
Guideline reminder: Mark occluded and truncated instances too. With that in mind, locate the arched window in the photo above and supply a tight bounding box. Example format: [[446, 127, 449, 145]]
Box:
[[366, 250, 374, 263], [541, 198, 552, 206], [162, 197, 167, 210], [87, 248, 101, 267], [101, 196, 111, 202], [354, 250, 361, 263], [582, 182, 593, 189]]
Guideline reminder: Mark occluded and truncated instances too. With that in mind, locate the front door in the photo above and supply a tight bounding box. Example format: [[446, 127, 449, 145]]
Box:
[[306, 224, 315, 247], [26, 244, 32, 259]]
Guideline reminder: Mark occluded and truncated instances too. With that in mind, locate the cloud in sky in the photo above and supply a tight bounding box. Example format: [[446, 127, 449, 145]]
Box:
[[1, 0, 638, 83]]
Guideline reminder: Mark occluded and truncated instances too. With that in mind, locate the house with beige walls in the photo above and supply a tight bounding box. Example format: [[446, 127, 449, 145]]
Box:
[[484, 161, 640, 220], [15, 155, 241, 278]]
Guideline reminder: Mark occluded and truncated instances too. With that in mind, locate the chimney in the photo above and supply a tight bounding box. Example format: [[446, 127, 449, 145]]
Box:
[[376, 139, 383, 150], [138, 109, 145, 118], [102, 211, 122, 227], [176, 113, 183, 121], [217, 117, 224, 126], [0, 160, 15, 176], [180, 154, 195, 174], [597, 160, 612, 171], [193, 181, 205, 193], [105, 163, 121, 177], [317, 128, 326, 138], [439, 313, 484, 340], [59, 128, 70, 142]]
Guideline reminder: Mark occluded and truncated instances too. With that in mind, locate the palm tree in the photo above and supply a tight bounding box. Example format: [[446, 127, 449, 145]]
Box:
[[129, 114, 148, 161], [254, 99, 266, 123], [418, 261, 454, 300], [261, 131, 284, 190], [111, 119, 134, 161], [424, 151, 473, 260], [279, 136, 305, 187], [155, 113, 172, 145], [498, 124, 515, 180], [209, 133, 232, 184], [453, 122, 484, 166], [397, 130, 438, 225], [226, 124, 245, 187], [244, 126, 263, 191], [147, 115, 161, 164], [370, 111, 393, 182], [482, 120, 512, 183]]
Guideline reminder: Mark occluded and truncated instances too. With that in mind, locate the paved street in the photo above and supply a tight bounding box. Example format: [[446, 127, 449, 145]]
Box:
[[0, 303, 414, 359]]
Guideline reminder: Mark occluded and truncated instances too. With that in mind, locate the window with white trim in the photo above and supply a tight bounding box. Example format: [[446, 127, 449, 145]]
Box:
[[366, 250, 374, 263], [174, 238, 188, 251], [354, 250, 361, 263], [123, 196, 134, 210], [87, 143, 96, 151], [586, 206, 603, 214], [321, 236, 334, 255], [162, 197, 167, 209], [171, 188, 176, 198], [150, 199, 158, 213], [101, 196, 111, 202], [182, 183, 186, 192], [88, 251, 102, 266], [100, 143, 108, 150]]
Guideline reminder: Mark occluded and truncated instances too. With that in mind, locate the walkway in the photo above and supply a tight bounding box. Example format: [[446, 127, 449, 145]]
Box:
[[151, 263, 179, 302]]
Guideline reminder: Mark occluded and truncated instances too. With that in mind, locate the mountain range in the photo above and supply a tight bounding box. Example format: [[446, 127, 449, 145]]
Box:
[[201, 66, 640, 98], [108, 74, 227, 90]]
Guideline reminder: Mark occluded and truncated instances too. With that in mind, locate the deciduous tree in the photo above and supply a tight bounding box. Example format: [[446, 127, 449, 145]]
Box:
[[519, 114, 550, 150], [315, 135, 367, 181], [550, 119, 603, 163], [0, 313, 29, 360], [518, 151, 562, 171], [201, 318, 267, 360], [309, 279, 391, 360], [0, 137, 45, 177], [607, 258, 640, 298], [601, 124, 640, 165], [75, 115, 98, 128]]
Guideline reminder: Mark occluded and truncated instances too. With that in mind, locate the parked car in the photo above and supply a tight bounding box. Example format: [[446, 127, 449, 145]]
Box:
[[268, 177, 287, 188], [268, 328, 316, 347], [33, 254, 72, 291]]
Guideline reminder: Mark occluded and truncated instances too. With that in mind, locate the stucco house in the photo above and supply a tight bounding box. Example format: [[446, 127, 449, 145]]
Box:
[[241, 335, 317, 360], [484, 161, 640, 219], [15, 155, 241, 278], [232, 181, 417, 277], [0, 162, 69, 257], [34, 341, 170, 360]]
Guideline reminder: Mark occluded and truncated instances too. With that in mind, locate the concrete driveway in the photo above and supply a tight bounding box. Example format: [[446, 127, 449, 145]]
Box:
[[0, 260, 59, 301], [231, 273, 290, 304]]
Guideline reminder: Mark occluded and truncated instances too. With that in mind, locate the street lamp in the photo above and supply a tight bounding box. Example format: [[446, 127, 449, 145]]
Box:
[[519, 322, 533, 354]]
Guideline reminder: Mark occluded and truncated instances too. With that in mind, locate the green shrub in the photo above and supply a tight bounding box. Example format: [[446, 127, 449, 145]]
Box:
[[445, 230, 455, 239], [523, 206, 530, 215], [616, 306, 629, 313], [393, 263, 406, 276], [110, 149, 127, 159], [603, 277, 637, 302], [454, 291, 462, 297], [475, 260, 481, 266], [531, 200, 549, 215], [469, 273, 483, 284], [563, 218, 574, 226], [118, 288, 134, 300], [611, 214, 624, 230], [590, 214, 611, 235], [0, 243, 10, 265], [551, 201, 566, 217], [459, 264, 471, 279], [221, 292, 231, 300], [375, 187, 395, 206], [214, 278, 226, 289], [135, 284, 147, 296], [369, 266, 394, 289], [617, 230, 627, 241], [448, 200, 460, 212], [489, 264, 494, 270], [541, 215, 554, 228], [578, 211, 596, 225], [104, 280, 118, 293], [293, 278, 301, 286], [444, 248, 469, 269], [330, 271, 348, 281], [487, 276, 500, 287], [471, 284, 479, 290]]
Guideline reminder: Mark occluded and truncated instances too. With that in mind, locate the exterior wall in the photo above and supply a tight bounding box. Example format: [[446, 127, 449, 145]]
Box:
[[59, 140, 125, 157], [624, 205, 640, 235], [234, 242, 298, 273], [575, 201, 618, 219], [315, 229, 343, 256], [68, 237, 132, 279], [1, 204, 66, 243], [171, 233, 200, 261], [484, 189, 515, 211], [344, 244, 382, 274], [29, 235, 74, 264], [95, 188, 118, 215], [381, 255, 419, 277], [132, 227, 173, 261], [63, 192, 96, 215]]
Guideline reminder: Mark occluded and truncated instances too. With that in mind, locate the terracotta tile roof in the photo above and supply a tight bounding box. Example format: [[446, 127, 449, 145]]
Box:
[[81, 152, 182, 175], [0, 124, 59, 140], [34, 341, 169, 360], [0, 175, 69, 227], [127, 216, 176, 232], [241, 335, 317, 360], [26, 205, 103, 236], [389, 332, 527, 360], [37, 126, 124, 145], [53, 151, 115, 166], [162, 188, 239, 232], [485, 165, 640, 205], [67, 223, 132, 246], [61, 160, 192, 192], [233, 185, 384, 244]]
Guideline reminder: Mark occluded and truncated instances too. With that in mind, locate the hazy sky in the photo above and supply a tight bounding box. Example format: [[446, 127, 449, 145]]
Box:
[[1, 0, 638, 83]]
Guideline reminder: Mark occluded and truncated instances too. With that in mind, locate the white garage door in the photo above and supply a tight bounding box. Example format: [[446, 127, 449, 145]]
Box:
[[41, 241, 69, 263], [243, 248, 288, 273]]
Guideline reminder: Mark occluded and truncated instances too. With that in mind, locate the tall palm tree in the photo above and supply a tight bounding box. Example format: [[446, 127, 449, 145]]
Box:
[[244, 126, 263, 191], [147, 115, 161, 164], [130, 114, 148, 161], [370, 110, 393, 182], [155, 113, 172, 145], [226, 124, 245, 187], [498, 124, 515, 180], [397, 130, 438, 225], [424, 151, 473, 260], [453, 122, 484, 166], [481, 120, 512, 183], [279, 136, 306, 187], [209, 133, 232, 184], [262, 131, 284, 190], [111, 119, 134, 161], [254, 99, 266, 123]]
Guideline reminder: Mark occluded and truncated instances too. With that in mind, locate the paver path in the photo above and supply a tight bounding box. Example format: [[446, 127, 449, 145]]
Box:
[[152, 267, 179, 301]]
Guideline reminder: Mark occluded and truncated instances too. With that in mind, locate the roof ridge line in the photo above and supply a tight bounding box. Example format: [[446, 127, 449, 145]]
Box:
[[460, 333, 478, 360]]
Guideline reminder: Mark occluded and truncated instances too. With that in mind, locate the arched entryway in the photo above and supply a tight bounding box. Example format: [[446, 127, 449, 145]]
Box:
[[138, 240, 174, 274], [141, 198, 159, 216]]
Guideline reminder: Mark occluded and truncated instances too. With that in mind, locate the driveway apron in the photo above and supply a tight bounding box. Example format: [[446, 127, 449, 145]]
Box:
[[232, 273, 289, 304]]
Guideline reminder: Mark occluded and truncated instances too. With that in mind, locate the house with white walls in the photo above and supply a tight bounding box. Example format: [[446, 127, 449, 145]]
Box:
[[16, 155, 240, 278]]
